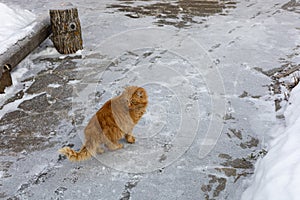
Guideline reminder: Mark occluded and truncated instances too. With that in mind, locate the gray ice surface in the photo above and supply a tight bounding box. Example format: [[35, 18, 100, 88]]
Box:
[[0, 0, 300, 199]]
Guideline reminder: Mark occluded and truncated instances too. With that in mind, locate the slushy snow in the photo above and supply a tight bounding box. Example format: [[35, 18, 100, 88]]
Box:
[[0, 3, 36, 54], [242, 83, 300, 200]]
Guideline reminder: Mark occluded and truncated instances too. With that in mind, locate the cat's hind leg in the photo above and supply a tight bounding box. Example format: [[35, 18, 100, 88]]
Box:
[[107, 141, 123, 150], [102, 134, 124, 150], [97, 146, 105, 154]]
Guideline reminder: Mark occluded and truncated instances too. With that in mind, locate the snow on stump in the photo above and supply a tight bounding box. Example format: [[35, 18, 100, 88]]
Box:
[[49, 8, 83, 54]]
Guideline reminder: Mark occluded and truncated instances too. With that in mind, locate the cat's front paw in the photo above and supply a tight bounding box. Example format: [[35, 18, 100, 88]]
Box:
[[125, 134, 136, 144]]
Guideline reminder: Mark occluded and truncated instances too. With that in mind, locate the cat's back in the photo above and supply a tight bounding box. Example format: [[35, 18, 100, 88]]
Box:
[[96, 100, 116, 127]]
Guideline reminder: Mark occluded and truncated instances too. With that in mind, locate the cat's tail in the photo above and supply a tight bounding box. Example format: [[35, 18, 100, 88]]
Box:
[[58, 145, 92, 161]]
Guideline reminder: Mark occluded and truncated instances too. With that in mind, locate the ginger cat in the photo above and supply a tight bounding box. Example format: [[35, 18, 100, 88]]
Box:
[[59, 86, 148, 161]]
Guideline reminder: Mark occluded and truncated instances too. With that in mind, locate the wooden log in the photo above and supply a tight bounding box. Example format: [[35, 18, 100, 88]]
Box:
[[49, 8, 83, 54], [0, 65, 12, 94], [0, 15, 51, 93]]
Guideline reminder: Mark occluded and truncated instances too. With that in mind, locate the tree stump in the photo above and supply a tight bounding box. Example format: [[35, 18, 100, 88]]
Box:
[[49, 8, 83, 54], [0, 65, 12, 93]]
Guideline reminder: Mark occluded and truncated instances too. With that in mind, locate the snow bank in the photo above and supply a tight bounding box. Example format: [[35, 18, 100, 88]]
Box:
[[0, 3, 36, 54], [242, 83, 300, 200]]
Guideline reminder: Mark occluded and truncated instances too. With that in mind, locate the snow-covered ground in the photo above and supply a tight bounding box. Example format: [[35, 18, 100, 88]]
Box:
[[0, 3, 35, 54], [242, 82, 300, 200], [0, 0, 300, 199]]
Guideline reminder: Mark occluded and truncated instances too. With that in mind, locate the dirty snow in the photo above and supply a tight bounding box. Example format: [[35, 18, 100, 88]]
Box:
[[0, 3, 36, 54], [242, 83, 300, 200]]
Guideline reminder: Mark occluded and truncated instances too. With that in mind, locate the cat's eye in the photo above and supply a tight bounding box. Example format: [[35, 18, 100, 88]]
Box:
[[137, 91, 144, 98]]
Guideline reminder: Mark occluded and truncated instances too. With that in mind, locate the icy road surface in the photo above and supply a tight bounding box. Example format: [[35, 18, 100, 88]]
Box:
[[0, 0, 300, 199]]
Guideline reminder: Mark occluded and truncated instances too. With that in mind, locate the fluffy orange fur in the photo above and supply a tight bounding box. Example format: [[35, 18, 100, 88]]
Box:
[[59, 86, 148, 161]]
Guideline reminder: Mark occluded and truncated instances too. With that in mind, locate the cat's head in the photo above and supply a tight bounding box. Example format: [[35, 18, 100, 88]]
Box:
[[124, 86, 148, 108]]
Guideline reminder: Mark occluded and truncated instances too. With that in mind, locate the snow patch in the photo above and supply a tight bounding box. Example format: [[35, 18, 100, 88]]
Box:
[[0, 3, 36, 54], [68, 80, 81, 85], [48, 83, 61, 88], [0, 92, 46, 119], [30, 47, 59, 59], [242, 83, 300, 200], [0, 171, 4, 178]]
